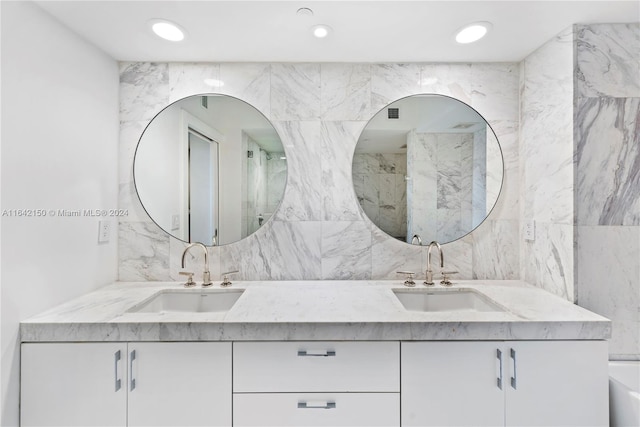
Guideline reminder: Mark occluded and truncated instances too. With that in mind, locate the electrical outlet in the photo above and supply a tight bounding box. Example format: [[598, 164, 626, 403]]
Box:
[[171, 214, 180, 231], [98, 220, 111, 243], [524, 220, 535, 241]]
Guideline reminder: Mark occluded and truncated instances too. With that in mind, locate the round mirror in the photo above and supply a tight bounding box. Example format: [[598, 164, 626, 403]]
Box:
[[353, 94, 503, 244], [134, 94, 287, 246]]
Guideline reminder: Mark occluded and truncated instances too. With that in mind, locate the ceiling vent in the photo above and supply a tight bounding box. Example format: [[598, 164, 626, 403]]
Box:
[[451, 122, 477, 129], [387, 108, 400, 119]]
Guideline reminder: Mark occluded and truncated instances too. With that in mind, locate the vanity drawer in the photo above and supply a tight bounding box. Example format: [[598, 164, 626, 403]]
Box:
[[233, 392, 399, 426], [233, 341, 399, 392]]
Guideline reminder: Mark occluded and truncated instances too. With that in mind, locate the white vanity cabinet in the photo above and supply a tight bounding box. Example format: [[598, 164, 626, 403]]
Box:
[[21, 342, 232, 427], [401, 340, 609, 427], [232, 341, 400, 427]]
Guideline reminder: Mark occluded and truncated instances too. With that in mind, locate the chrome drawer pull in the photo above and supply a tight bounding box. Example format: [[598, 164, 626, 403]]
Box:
[[496, 349, 503, 390], [298, 401, 336, 409], [130, 349, 137, 391], [297, 350, 336, 357], [114, 350, 122, 392], [510, 348, 517, 390]]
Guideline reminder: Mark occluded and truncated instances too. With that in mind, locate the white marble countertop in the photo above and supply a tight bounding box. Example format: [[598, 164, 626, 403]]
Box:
[[20, 280, 611, 342]]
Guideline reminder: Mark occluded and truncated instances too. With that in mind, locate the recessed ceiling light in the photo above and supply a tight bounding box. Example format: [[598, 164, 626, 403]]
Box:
[[455, 22, 492, 44], [312, 24, 331, 38], [149, 19, 186, 42], [204, 78, 225, 87]]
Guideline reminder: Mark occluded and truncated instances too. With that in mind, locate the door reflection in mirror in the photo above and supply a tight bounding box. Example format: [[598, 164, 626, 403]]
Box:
[[134, 94, 287, 246], [187, 129, 218, 245]]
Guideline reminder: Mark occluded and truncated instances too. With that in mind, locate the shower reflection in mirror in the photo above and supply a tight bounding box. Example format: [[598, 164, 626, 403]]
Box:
[[353, 94, 503, 244]]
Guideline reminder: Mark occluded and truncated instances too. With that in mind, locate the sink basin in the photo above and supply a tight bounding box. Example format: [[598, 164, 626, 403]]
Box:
[[127, 290, 244, 314], [393, 289, 504, 312]]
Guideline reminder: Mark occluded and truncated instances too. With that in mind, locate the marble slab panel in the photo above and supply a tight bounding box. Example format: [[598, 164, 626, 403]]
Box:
[[321, 221, 372, 280], [419, 63, 472, 103], [472, 219, 519, 280], [220, 221, 322, 280], [576, 23, 640, 98], [271, 64, 321, 120], [577, 226, 640, 357], [272, 121, 323, 221], [219, 63, 271, 117], [470, 63, 520, 122], [371, 226, 422, 279], [523, 223, 574, 301], [168, 63, 220, 103], [320, 63, 371, 120], [438, 235, 474, 280], [119, 221, 170, 281], [119, 62, 169, 122], [118, 121, 149, 223], [371, 64, 421, 113], [486, 120, 518, 221], [576, 97, 640, 226], [321, 121, 366, 221]]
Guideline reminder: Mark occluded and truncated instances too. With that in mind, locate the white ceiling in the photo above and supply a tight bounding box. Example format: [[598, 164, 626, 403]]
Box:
[[35, 0, 639, 63]]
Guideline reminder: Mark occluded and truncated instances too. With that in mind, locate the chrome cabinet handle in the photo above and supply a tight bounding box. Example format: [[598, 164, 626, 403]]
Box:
[[297, 350, 336, 357], [510, 348, 517, 389], [496, 349, 503, 390], [130, 350, 137, 391], [114, 350, 122, 392], [298, 401, 336, 409]]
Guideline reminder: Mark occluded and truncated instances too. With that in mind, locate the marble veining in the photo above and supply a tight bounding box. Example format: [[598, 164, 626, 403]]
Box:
[[168, 63, 220, 103], [119, 222, 170, 281], [321, 121, 366, 221], [321, 221, 372, 280], [523, 223, 574, 301], [576, 97, 640, 226], [21, 280, 610, 342], [271, 64, 321, 120], [576, 23, 640, 98], [219, 63, 271, 117], [119, 62, 170, 122], [272, 121, 323, 221], [320, 64, 371, 120]]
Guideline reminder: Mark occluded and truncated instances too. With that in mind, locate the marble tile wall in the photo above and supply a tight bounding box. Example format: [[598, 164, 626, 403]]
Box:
[[406, 131, 476, 243], [118, 62, 520, 283], [574, 23, 640, 360], [353, 153, 407, 240], [520, 26, 575, 301]]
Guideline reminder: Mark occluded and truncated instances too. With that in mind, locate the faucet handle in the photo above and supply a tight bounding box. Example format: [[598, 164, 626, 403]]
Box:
[[440, 271, 458, 287], [179, 271, 196, 288], [202, 270, 213, 288], [397, 271, 416, 287], [220, 270, 239, 287]]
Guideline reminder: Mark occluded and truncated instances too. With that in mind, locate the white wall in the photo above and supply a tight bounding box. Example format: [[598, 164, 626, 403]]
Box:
[[0, 2, 119, 425]]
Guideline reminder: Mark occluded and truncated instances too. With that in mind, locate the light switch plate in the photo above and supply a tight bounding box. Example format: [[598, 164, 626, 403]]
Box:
[[98, 220, 110, 243], [171, 214, 180, 231], [524, 220, 535, 241]]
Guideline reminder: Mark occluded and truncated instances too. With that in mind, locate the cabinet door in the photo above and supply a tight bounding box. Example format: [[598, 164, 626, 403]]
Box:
[[505, 340, 608, 427], [127, 342, 231, 427], [401, 341, 504, 427], [234, 393, 399, 427], [21, 342, 127, 427]]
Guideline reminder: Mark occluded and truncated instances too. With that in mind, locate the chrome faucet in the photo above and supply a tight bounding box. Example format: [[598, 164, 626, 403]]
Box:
[[425, 241, 443, 286], [411, 234, 422, 245], [181, 243, 212, 287]]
